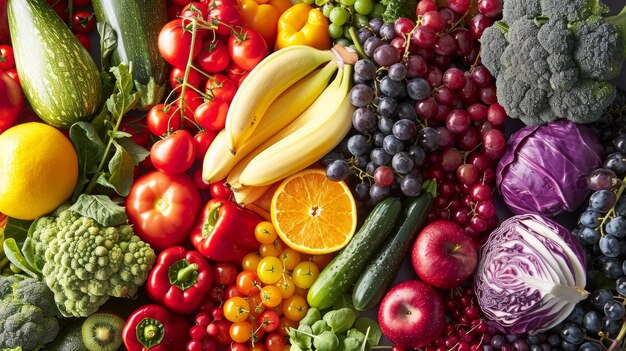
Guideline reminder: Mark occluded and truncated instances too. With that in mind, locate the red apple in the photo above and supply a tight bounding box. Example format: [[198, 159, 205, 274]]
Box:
[[412, 220, 478, 289], [378, 280, 445, 348]]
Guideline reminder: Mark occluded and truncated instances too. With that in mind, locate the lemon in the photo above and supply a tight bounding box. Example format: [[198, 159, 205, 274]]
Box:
[[0, 122, 78, 219]]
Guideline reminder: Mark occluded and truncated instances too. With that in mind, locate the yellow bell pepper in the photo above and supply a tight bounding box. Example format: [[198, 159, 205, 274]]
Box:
[[238, 0, 292, 50], [275, 3, 331, 50]]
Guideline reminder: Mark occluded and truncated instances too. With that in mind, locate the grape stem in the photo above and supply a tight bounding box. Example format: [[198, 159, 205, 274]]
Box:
[[607, 322, 626, 351], [597, 175, 626, 237]]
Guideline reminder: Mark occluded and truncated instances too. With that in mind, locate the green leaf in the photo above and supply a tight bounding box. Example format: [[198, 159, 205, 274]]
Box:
[[68, 194, 128, 227], [21, 237, 41, 273], [3, 218, 32, 245], [108, 130, 133, 139], [341, 337, 361, 351], [323, 308, 356, 334], [312, 320, 331, 335], [3, 239, 40, 279], [313, 331, 339, 351], [354, 318, 382, 346], [97, 21, 118, 73], [346, 329, 366, 345], [116, 137, 150, 165], [301, 308, 322, 326], [288, 326, 313, 350], [106, 64, 140, 117], [69, 122, 106, 199], [332, 294, 358, 313], [95, 140, 135, 196]]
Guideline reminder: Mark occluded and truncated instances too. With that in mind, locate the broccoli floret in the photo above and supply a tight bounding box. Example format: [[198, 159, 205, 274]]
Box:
[[479, 0, 626, 124], [381, 0, 417, 23], [30, 209, 156, 317], [0, 276, 60, 351]]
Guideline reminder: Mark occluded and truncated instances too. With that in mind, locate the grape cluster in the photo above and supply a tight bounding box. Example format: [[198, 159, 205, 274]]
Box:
[[589, 88, 626, 154]]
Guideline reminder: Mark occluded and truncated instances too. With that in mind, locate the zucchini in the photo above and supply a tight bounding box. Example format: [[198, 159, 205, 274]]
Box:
[[92, 0, 168, 110], [8, 0, 102, 128], [352, 180, 436, 311], [307, 197, 402, 310]]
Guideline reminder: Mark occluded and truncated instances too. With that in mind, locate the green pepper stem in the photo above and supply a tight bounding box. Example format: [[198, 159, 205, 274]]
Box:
[[202, 203, 222, 238], [136, 318, 165, 349], [177, 263, 199, 282], [144, 325, 158, 340]]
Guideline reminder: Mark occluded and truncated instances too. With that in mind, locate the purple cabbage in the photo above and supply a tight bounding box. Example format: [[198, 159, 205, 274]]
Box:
[[475, 214, 588, 334], [496, 120, 603, 217]]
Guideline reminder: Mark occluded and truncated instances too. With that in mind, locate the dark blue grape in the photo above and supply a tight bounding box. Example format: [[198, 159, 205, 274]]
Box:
[[370, 148, 391, 166], [407, 145, 426, 168], [379, 76, 406, 99], [349, 84, 374, 107], [547, 334, 560, 346], [392, 119, 417, 141], [320, 149, 343, 167], [368, 18, 383, 35], [379, 22, 396, 40], [382, 135, 404, 155], [578, 227, 601, 244], [347, 135, 371, 156], [512, 340, 529, 351], [378, 96, 399, 118], [583, 311, 602, 334], [600, 257, 623, 279], [378, 117, 395, 134], [528, 346, 542, 351], [352, 182, 370, 202], [579, 342, 603, 351], [603, 317, 621, 334], [617, 277, 626, 296], [591, 288, 614, 309], [417, 127, 440, 152], [356, 27, 374, 45], [326, 159, 350, 181], [606, 216, 626, 237], [490, 335, 505, 348], [590, 190, 617, 212], [604, 300, 625, 320], [365, 162, 376, 175], [579, 210, 602, 228], [388, 63, 407, 81], [561, 324, 584, 344], [352, 107, 377, 133], [355, 59, 376, 81], [566, 305, 584, 325], [398, 102, 417, 120], [605, 152, 626, 177], [400, 174, 422, 196], [363, 37, 384, 58], [369, 184, 390, 203], [617, 197, 626, 217], [391, 152, 414, 174], [406, 78, 431, 100], [599, 235, 621, 257], [373, 132, 385, 147], [560, 341, 578, 351]]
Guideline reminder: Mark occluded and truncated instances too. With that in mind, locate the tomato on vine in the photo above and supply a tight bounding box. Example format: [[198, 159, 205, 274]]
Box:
[[208, 4, 243, 35], [279, 248, 301, 271], [210, 180, 233, 200], [292, 261, 320, 289], [194, 98, 229, 131], [170, 66, 203, 90], [70, 11, 95, 34], [198, 40, 231, 73], [150, 129, 196, 174], [265, 332, 287, 351], [205, 74, 237, 104], [228, 28, 268, 71], [223, 296, 250, 323], [242, 252, 262, 272], [147, 104, 178, 137], [193, 130, 217, 161], [259, 241, 283, 258], [275, 276, 295, 300], [258, 310, 280, 333], [158, 19, 203, 69]]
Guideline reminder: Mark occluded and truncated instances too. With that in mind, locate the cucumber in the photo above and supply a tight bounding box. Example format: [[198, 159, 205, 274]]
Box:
[[92, 0, 168, 110], [352, 180, 436, 311], [8, 0, 102, 128], [307, 197, 402, 310]]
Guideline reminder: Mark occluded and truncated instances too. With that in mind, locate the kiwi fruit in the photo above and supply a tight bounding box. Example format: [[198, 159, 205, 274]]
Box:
[[81, 312, 125, 351]]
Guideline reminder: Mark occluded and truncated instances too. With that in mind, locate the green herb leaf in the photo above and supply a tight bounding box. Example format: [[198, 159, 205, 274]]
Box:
[[68, 194, 128, 227], [108, 130, 133, 139], [106, 64, 140, 117], [116, 137, 150, 165], [323, 308, 356, 334], [289, 326, 313, 350], [346, 329, 366, 345], [311, 320, 331, 335], [97, 21, 118, 74], [314, 331, 339, 351], [301, 308, 322, 326], [3, 218, 32, 246], [69, 122, 107, 199], [21, 237, 41, 273], [3, 238, 40, 279], [341, 337, 361, 351], [95, 140, 136, 196], [332, 294, 357, 313], [354, 318, 382, 346]]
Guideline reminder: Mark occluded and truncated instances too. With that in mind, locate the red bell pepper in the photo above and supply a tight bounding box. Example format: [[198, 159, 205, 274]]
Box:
[[146, 246, 213, 315], [190, 199, 262, 262], [122, 304, 190, 351]]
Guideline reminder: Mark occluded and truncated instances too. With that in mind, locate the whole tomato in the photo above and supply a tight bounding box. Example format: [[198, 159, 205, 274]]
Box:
[[126, 171, 202, 250], [209, 180, 232, 200], [70, 11, 95, 34], [150, 129, 196, 174], [194, 98, 229, 131], [193, 168, 211, 189], [193, 130, 218, 161], [120, 117, 150, 147], [208, 5, 243, 36], [181, 2, 208, 20], [169, 66, 203, 90], [197, 40, 231, 74], [0, 45, 14, 70], [226, 61, 249, 86], [0, 72, 24, 133], [5, 68, 18, 87], [205, 74, 237, 104], [147, 104, 179, 137], [158, 19, 203, 69], [228, 28, 268, 71]]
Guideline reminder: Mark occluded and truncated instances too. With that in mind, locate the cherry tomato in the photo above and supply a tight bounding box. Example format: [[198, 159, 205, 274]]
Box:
[[193, 130, 217, 161], [72, 0, 91, 6], [259, 311, 280, 333], [255, 222, 277, 245], [126, 171, 202, 250], [209, 180, 233, 200], [207, 320, 233, 346], [120, 117, 150, 147], [257, 257, 283, 285], [231, 343, 248, 351], [167, 4, 183, 20], [265, 333, 287, 351], [275, 276, 295, 300], [205, 74, 237, 104], [201, 339, 219, 351], [261, 285, 282, 308], [158, 19, 203, 68], [242, 252, 262, 272], [208, 5, 243, 35], [214, 262, 239, 286], [226, 61, 249, 86], [150, 129, 196, 174], [75, 33, 90, 50], [0, 71, 24, 133], [236, 271, 260, 295], [48, 0, 69, 20], [223, 296, 250, 323], [147, 104, 179, 136], [208, 0, 238, 7], [170, 66, 203, 90], [250, 343, 267, 351], [182, 2, 208, 20], [197, 40, 231, 74], [193, 169, 211, 190], [259, 240, 283, 258], [282, 295, 308, 322], [247, 292, 266, 318], [228, 28, 268, 71], [194, 98, 229, 131], [71, 11, 95, 34], [225, 284, 245, 299], [0, 45, 14, 70], [292, 261, 320, 289], [277, 317, 298, 336], [308, 254, 333, 269], [279, 248, 301, 271]]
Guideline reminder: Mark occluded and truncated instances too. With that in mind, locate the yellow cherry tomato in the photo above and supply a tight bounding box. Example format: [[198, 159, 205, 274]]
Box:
[[283, 295, 308, 322], [308, 253, 333, 268], [261, 285, 283, 308], [276, 275, 296, 299], [257, 256, 284, 284], [279, 248, 301, 271], [255, 221, 278, 244], [242, 252, 262, 271], [292, 261, 320, 289], [260, 240, 284, 257], [230, 321, 253, 343], [223, 297, 250, 323], [293, 286, 308, 297]]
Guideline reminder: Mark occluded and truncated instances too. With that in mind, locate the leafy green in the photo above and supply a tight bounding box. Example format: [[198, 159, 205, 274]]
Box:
[[69, 122, 106, 199], [3, 239, 39, 279], [381, 0, 418, 22], [68, 194, 128, 227], [301, 308, 322, 326], [323, 308, 356, 334], [341, 337, 360, 351], [313, 331, 339, 351], [332, 294, 357, 313], [287, 325, 313, 351], [2, 218, 31, 246], [312, 320, 331, 335], [354, 318, 382, 346]]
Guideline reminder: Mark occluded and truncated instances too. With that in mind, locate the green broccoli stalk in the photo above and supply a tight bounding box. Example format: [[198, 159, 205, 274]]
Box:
[[480, 0, 626, 125], [0, 276, 60, 351], [29, 208, 156, 318]]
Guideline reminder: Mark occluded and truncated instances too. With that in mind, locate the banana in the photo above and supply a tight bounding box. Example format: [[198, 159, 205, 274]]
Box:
[[232, 185, 272, 205], [227, 66, 346, 189], [238, 66, 355, 187], [226, 45, 335, 154], [202, 61, 338, 184]]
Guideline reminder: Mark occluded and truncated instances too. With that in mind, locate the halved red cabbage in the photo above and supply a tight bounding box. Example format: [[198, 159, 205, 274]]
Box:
[[475, 214, 588, 334], [496, 120, 603, 217]]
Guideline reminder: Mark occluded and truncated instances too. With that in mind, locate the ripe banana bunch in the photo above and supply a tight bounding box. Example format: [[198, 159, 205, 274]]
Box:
[[225, 45, 335, 154]]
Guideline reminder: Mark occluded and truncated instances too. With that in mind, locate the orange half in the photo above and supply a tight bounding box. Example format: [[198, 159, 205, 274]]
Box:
[[270, 169, 357, 255]]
